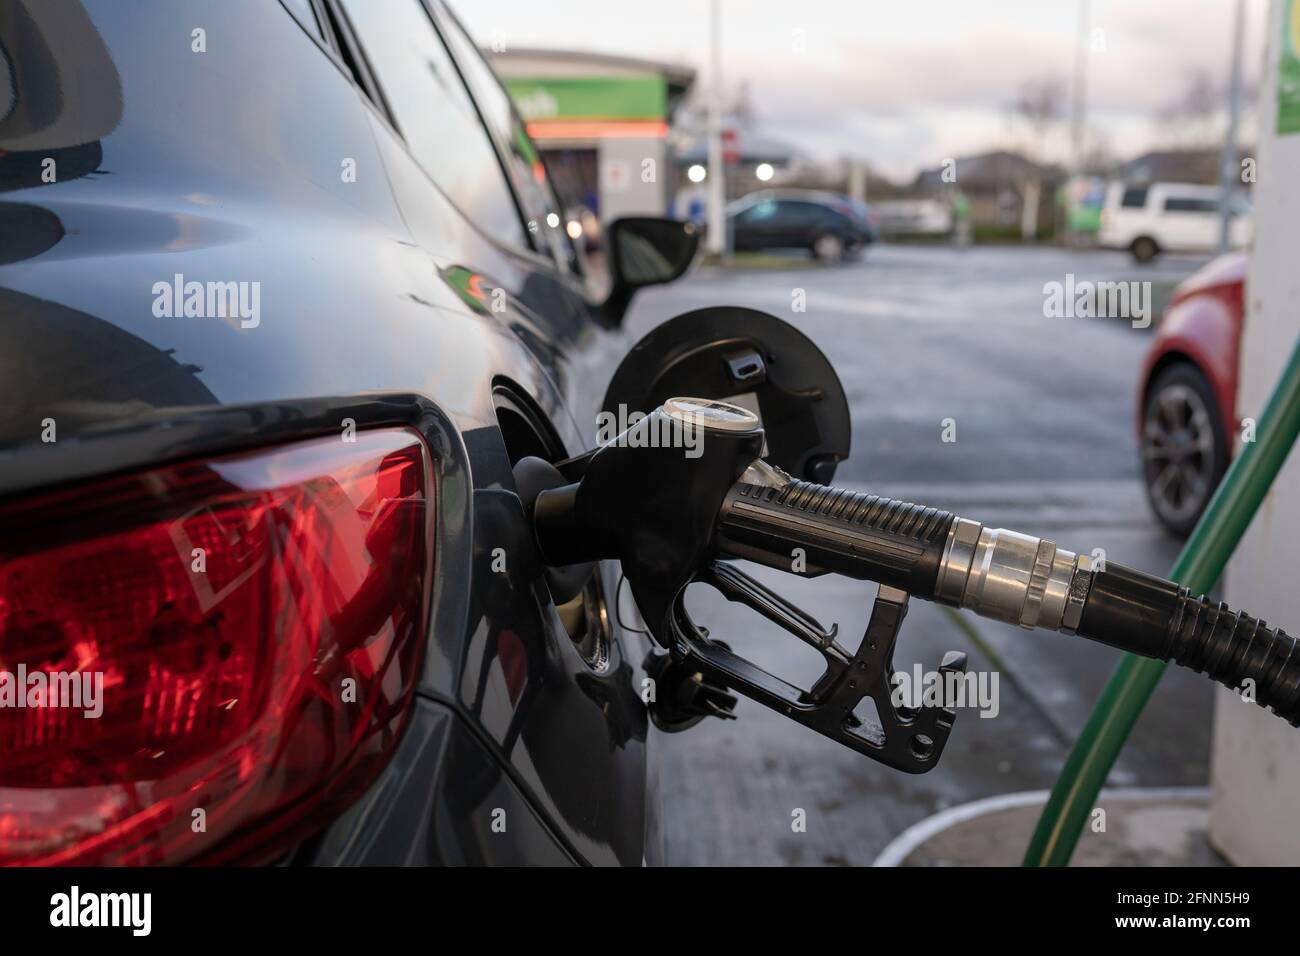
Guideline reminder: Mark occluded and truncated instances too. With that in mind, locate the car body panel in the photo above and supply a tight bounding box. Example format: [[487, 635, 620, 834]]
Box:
[[0, 0, 654, 865], [302, 697, 578, 865], [1137, 252, 1246, 441]]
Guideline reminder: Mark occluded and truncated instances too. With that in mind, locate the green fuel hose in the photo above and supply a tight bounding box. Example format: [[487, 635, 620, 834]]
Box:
[[1023, 335, 1300, 867]]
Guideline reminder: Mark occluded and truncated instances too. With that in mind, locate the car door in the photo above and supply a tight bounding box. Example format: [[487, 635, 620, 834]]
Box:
[[814, 202, 852, 241], [775, 200, 823, 247], [328, 0, 653, 865], [1162, 193, 1220, 251], [734, 198, 779, 250]]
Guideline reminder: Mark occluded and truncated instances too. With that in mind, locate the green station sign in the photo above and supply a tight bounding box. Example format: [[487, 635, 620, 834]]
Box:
[[505, 76, 666, 122], [1279, 0, 1300, 134]]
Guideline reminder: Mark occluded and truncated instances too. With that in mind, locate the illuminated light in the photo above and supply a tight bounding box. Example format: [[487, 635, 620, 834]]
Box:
[[0, 431, 434, 865], [525, 120, 669, 140], [566, 220, 583, 240], [755, 163, 775, 182], [466, 272, 487, 301], [546, 212, 560, 229], [687, 164, 707, 184]]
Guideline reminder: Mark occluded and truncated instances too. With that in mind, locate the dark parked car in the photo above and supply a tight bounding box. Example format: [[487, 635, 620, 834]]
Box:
[[1137, 252, 1245, 536], [0, 0, 711, 866], [728, 190, 877, 261]]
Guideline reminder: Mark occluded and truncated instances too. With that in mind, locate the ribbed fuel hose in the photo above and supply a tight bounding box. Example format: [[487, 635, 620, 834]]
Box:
[[1077, 564, 1300, 726]]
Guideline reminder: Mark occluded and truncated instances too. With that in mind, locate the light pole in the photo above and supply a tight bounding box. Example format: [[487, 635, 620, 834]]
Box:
[[705, 0, 726, 256], [1067, 0, 1090, 246], [1070, 0, 1090, 172], [1219, 0, 1246, 254]]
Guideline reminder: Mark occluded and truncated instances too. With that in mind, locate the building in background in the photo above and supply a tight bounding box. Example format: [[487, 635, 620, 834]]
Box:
[[489, 48, 695, 223], [1115, 147, 1249, 184], [911, 150, 1064, 241]]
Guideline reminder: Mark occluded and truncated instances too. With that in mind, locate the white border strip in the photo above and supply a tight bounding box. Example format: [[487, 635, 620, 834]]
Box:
[[871, 786, 1211, 867]]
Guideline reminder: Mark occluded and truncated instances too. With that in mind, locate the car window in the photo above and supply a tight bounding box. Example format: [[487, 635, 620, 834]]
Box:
[[772, 202, 805, 224], [1164, 196, 1219, 214], [0, 39, 12, 122], [280, 0, 328, 43], [339, 0, 526, 248], [738, 200, 777, 222], [1120, 186, 1149, 208], [436, 5, 577, 271], [780, 201, 824, 225], [819, 203, 848, 225]]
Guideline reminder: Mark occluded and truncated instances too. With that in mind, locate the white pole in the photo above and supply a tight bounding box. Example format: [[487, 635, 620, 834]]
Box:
[[1067, 0, 1090, 245], [705, 0, 726, 255], [1219, 0, 1246, 254], [1070, 0, 1089, 173]]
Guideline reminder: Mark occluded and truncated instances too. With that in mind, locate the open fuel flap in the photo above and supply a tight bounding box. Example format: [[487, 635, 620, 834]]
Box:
[[602, 306, 850, 483]]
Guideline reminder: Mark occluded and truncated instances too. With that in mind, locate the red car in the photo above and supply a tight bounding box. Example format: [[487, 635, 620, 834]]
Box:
[[1138, 252, 1245, 535]]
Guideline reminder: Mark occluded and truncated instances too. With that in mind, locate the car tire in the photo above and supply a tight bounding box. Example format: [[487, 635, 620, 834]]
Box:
[[813, 233, 845, 262], [1131, 236, 1159, 263], [1141, 362, 1229, 537]]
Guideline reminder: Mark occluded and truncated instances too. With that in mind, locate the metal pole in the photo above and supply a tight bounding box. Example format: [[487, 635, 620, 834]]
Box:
[[705, 0, 726, 256], [1219, 0, 1246, 254], [1070, 0, 1089, 172], [1065, 0, 1090, 246]]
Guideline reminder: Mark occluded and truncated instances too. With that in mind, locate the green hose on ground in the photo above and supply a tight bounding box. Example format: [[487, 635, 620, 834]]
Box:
[[1024, 336, 1300, 867]]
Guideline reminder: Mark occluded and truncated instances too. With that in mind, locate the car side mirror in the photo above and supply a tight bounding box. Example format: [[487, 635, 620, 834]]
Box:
[[599, 217, 699, 324]]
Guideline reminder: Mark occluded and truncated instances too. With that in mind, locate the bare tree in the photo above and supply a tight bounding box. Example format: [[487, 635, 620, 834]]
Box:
[[1076, 123, 1116, 175], [730, 80, 756, 129], [1009, 77, 1066, 240], [1012, 77, 1067, 159], [1158, 69, 1222, 148]]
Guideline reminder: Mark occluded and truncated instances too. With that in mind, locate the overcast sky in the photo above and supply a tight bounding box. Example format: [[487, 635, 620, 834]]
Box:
[[457, 0, 1270, 180]]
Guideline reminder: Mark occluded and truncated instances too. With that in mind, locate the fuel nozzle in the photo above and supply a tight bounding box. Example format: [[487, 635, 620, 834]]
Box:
[[716, 447, 1300, 727], [525, 399, 970, 766], [523, 396, 1300, 768]]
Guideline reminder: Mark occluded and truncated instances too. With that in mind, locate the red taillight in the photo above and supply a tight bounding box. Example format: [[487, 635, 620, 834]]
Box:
[[0, 429, 434, 865]]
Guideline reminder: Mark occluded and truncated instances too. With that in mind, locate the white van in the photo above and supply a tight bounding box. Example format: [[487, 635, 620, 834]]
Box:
[[1099, 181, 1251, 262]]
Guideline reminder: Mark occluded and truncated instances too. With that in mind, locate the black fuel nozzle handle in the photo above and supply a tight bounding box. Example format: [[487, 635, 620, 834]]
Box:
[[531, 399, 766, 627]]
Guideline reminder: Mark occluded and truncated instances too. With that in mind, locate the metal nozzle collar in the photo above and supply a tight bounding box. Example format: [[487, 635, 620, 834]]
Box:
[[936, 518, 1093, 632]]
